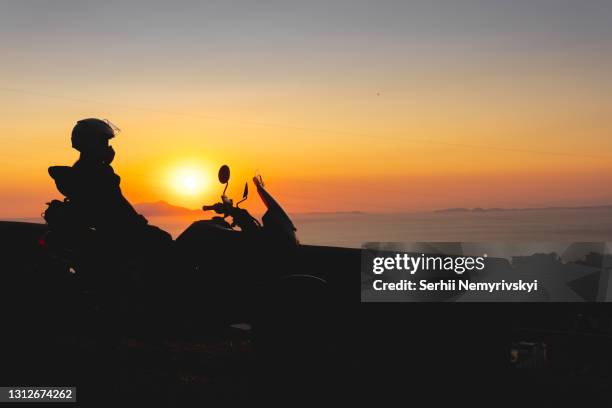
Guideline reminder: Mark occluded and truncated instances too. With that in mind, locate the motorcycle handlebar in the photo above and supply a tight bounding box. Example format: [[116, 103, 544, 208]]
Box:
[[203, 202, 231, 215], [202, 201, 260, 231]]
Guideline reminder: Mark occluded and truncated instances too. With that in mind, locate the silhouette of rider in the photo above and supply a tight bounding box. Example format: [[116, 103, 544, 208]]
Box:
[[47, 118, 171, 252]]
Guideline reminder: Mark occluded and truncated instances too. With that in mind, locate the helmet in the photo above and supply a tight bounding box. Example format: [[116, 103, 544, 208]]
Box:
[[71, 118, 117, 152]]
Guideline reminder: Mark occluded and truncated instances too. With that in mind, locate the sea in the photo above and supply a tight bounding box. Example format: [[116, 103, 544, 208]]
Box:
[[149, 208, 612, 248], [9, 207, 612, 249]]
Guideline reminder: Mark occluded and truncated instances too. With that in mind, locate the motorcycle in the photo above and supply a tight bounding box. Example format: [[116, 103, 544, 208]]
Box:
[[176, 164, 300, 266], [176, 164, 360, 296], [172, 164, 330, 329]]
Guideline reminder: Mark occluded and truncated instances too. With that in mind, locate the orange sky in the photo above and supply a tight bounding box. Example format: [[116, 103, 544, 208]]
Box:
[[1, 1, 612, 217]]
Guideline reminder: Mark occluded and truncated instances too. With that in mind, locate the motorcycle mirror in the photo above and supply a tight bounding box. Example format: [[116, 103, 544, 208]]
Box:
[[242, 182, 248, 199], [218, 165, 230, 184]]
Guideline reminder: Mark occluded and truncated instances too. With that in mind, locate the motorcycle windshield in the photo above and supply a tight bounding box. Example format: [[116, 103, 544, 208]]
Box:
[[253, 175, 296, 232]]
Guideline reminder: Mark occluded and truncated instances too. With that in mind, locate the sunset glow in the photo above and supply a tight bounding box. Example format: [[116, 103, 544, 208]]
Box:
[[1, 2, 612, 218], [158, 161, 215, 208], [169, 165, 210, 197]]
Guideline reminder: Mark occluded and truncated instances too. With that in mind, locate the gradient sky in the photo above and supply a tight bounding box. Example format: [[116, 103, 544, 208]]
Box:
[[1, 0, 612, 216]]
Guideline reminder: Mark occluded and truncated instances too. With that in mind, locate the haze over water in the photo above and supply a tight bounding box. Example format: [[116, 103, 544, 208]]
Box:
[[146, 207, 612, 248]]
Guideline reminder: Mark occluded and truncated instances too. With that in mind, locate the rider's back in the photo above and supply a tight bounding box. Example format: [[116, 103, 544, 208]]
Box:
[[48, 159, 145, 233], [72, 158, 145, 231]]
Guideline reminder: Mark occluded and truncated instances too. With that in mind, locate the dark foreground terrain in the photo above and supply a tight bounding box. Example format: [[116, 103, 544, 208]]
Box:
[[1, 221, 612, 406]]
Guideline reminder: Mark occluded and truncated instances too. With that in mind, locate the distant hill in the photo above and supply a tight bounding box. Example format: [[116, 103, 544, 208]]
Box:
[[291, 211, 366, 216], [134, 201, 366, 218], [435, 204, 612, 213], [134, 201, 202, 217]]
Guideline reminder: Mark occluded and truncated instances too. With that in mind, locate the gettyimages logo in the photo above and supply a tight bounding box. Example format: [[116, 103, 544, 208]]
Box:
[[372, 253, 487, 275]]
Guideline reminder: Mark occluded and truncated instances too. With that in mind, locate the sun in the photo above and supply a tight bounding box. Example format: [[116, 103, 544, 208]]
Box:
[[181, 174, 198, 193], [169, 164, 211, 198]]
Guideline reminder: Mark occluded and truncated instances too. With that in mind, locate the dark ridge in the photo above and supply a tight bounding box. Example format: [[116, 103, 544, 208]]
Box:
[[434, 204, 612, 213], [134, 201, 202, 217]]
